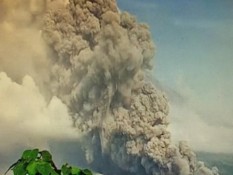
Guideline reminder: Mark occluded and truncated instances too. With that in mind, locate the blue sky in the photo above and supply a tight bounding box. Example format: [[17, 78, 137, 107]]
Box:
[[117, 0, 233, 153]]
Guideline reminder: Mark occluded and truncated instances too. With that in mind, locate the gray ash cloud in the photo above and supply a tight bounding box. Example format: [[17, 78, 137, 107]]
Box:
[[0, 0, 220, 175]]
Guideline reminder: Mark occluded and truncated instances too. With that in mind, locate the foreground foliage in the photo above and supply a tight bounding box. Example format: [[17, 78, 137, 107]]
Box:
[[5, 149, 93, 175]]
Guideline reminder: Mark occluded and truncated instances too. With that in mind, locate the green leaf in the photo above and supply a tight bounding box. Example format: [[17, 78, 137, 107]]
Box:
[[50, 168, 60, 175], [71, 167, 81, 175], [26, 162, 37, 175], [62, 164, 71, 175], [22, 149, 39, 161], [12, 162, 27, 175], [81, 169, 92, 175], [37, 162, 52, 175], [40, 150, 52, 162], [4, 159, 22, 175], [7, 148, 94, 175]]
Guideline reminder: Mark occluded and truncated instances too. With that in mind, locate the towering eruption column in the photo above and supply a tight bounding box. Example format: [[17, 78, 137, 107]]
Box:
[[42, 0, 220, 175]]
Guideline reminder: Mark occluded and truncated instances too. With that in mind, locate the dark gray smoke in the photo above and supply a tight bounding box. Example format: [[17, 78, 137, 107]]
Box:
[[0, 0, 220, 175]]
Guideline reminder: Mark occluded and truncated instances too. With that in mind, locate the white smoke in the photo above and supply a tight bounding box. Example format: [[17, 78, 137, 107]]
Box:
[[0, 72, 80, 151], [0, 0, 221, 175]]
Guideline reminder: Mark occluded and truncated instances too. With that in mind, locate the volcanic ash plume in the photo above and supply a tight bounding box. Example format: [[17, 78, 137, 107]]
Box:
[[0, 0, 220, 175], [0, 0, 49, 86], [41, 0, 220, 175], [0, 1, 80, 171]]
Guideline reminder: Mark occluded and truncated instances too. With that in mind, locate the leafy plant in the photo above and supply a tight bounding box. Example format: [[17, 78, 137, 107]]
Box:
[[5, 149, 93, 175]]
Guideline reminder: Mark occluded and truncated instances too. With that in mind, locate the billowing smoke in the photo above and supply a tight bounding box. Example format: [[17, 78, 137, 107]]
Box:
[[0, 0, 220, 175], [0, 0, 80, 171], [0, 0, 49, 86], [0, 72, 80, 150]]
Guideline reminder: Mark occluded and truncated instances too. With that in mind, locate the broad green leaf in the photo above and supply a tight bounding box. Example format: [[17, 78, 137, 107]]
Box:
[[4, 159, 22, 175], [22, 149, 39, 161], [26, 162, 37, 175], [7, 149, 94, 175], [50, 168, 60, 175], [62, 164, 71, 175], [12, 162, 27, 175], [40, 150, 52, 162], [81, 169, 92, 175], [37, 162, 52, 175], [71, 167, 81, 175]]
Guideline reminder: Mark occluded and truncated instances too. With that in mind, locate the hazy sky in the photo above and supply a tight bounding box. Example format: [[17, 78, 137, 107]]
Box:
[[118, 0, 233, 153]]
